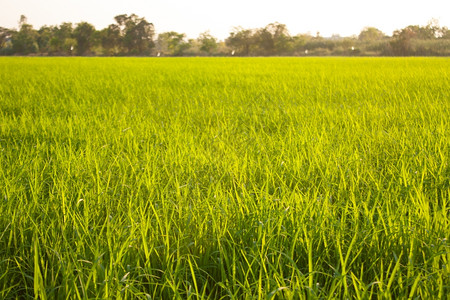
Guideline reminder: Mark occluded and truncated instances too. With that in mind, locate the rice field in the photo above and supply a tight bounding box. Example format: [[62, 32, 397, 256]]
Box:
[[0, 57, 449, 299]]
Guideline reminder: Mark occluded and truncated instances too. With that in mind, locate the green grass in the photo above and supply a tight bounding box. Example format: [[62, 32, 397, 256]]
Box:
[[0, 57, 449, 299]]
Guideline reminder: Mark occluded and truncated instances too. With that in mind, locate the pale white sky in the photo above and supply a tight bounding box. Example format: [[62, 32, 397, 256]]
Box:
[[1, 0, 449, 40]]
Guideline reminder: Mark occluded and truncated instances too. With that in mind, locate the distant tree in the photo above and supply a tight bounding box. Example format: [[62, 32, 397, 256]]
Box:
[[226, 27, 256, 55], [73, 22, 96, 55], [100, 24, 122, 55], [390, 27, 416, 55], [254, 26, 275, 55], [11, 15, 38, 54], [114, 14, 154, 55], [330, 34, 342, 40], [441, 27, 450, 39], [358, 27, 385, 41], [48, 22, 74, 54], [37, 26, 54, 53], [254, 23, 292, 55], [0, 27, 8, 48], [0, 27, 12, 49], [389, 20, 450, 55], [198, 31, 218, 54], [403, 25, 433, 39], [394, 21, 446, 41], [292, 34, 312, 53], [157, 31, 190, 56], [2, 14, 449, 57]]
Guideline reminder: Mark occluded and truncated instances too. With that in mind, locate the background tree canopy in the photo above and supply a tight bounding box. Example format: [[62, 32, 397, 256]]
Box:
[[0, 15, 449, 56]]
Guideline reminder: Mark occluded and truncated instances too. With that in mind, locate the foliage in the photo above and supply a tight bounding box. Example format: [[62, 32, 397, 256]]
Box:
[[0, 27, 13, 55], [157, 31, 190, 56], [1, 15, 449, 56], [48, 23, 75, 55], [73, 22, 96, 55], [36, 26, 53, 54], [225, 27, 256, 55], [254, 22, 292, 55], [198, 31, 218, 54], [100, 24, 121, 55], [114, 14, 155, 55], [358, 27, 385, 41], [11, 16, 38, 55]]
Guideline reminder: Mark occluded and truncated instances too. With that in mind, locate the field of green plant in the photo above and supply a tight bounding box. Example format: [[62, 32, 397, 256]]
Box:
[[0, 57, 449, 299]]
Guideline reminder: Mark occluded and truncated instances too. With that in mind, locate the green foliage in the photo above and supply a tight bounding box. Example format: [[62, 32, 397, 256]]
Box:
[[73, 22, 96, 55], [0, 27, 12, 49], [36, 26, 53, 54], [254, 23, 292, 55], [157, 31, 191, 56], [114, 14, 155, 55], [1, 15, 450, 56], [226, 27, 256, 55], [389, 20, 450, 56], [358, 27, 385, 41], [100, 24, 122, 55], [48, 22, 75, 55], [198, 31, 218, 54], [11, 16, 39, 55], [0, 57, 449, 298]]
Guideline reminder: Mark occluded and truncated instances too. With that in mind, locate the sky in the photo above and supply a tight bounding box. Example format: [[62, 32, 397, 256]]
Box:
[[1, 0, 449, 40]]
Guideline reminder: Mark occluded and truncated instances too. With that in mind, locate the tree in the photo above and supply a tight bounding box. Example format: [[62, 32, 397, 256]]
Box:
[[390, 27, 416, 55], [73, 22, 96, 55], [226, 27, 256, 56], [425, 19, 442, 38], [49, 22, 74, 54], [37, 26, 54, 53], [114, 14, 154, 55], [11, 15, 38, 54], [393, 21, 445, 42], [157, 32, 190, 56], [403, 25, 433, 39], [0, 27, 14, 55], [254, 23, 292, 55], [389, 21, 450, 55], [100, 24, 122, 55], [291, 34, 312, 53], [441, 27, 450, 39], [254, 26, 274, 55], [358, 27, 385, 41], [198, 31, 217, 54], [0, 27, 12, 48]]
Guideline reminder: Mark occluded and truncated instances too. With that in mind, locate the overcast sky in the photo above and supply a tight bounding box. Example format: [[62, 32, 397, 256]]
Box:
[[1, 0, 449, 39]]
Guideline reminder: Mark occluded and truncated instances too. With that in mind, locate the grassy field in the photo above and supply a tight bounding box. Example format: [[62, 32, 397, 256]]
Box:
[[0, 57, 449, 299]]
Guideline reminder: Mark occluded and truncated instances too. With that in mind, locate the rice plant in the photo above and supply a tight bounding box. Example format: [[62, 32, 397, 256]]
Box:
[[0, 57, 448, 299]]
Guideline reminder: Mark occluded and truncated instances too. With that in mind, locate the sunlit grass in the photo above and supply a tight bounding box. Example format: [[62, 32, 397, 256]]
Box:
[[0, 57, 449, 299]]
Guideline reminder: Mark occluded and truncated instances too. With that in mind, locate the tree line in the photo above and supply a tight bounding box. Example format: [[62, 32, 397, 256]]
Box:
[[1, 14, 449, 56]]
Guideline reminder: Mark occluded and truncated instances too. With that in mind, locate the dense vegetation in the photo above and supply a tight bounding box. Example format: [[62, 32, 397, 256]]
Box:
[[1, 15, 450, 56], [0, 57, 449, 299]]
